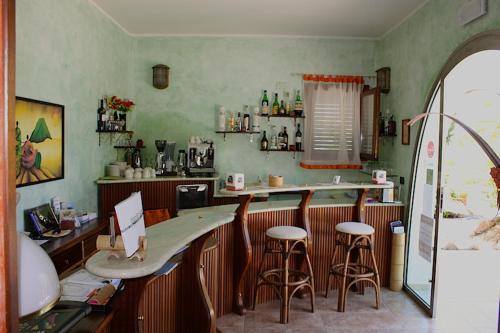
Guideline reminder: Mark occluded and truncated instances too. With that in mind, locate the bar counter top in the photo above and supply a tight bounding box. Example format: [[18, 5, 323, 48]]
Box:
[[85, 211, 234, 279], [179, 198, 404, 216], [218, 181, 392, 195], [96, 175, 219, 184]]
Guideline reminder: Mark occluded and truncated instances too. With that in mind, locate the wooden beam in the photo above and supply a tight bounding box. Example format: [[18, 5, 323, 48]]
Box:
[[0, 0, 17, 331]]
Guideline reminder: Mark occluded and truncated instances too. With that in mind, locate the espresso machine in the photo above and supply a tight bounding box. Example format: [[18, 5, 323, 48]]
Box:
[[155, 140, 177, 176], [187, 140, 216, 177]]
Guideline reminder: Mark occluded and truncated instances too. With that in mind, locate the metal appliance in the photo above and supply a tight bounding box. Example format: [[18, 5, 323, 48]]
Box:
[[155, 140, 177, 176], [177, 149, 187, 176], [175, 184, 208, 213], [187, 141, 216, 177]]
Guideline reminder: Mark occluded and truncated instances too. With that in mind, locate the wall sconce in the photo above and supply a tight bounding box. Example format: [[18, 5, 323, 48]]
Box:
[[152, 64, 170, 89], [376, 67, 390, 94]]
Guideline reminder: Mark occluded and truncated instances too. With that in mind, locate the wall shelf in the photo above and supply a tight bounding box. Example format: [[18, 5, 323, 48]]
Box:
[[215, 130, 260, 141], [113, 146, 145, 149], [260, 148, 304, 159], [96, 130, 134, 146]]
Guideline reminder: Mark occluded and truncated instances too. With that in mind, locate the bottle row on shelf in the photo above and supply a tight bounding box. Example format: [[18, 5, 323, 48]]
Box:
[[217, 89, 305, 134], [260, 124, 302, 152]]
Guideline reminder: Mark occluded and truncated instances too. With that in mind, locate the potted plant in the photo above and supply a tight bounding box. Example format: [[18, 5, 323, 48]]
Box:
[[108, 96, 135, 130]]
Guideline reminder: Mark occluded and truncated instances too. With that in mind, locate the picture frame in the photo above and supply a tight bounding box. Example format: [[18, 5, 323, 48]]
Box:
[[15, 97, 64, 187], [402, 119, 410, 145]]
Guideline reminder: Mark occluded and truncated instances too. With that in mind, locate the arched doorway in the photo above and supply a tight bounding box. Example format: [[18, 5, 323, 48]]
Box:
[[404, 31, 500, 329]]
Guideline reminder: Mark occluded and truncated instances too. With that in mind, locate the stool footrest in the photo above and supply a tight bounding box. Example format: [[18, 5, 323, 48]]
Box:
[[330, 263, 375, 279], [259, 269, 311, 287]]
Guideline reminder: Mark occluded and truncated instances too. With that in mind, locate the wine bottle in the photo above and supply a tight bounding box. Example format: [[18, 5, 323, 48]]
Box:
[[261, 90, 269, 115], [97, 99, 105, 131], [282, 127, 289, 150], [272, 93, 279, 115], [294, 90, 303, 116], [236, 112, 242, 132], [229, 112, 235, 131], [295, 124, 302, 151], [279, 100, 286, 115], [277, 127, 284, 150], [260, 131, 269, 150]]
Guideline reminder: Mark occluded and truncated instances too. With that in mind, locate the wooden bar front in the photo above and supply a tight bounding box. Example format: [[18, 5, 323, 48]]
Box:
[[118, 204, 403, 332]]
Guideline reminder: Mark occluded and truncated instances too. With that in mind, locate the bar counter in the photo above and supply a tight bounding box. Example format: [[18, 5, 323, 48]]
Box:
[[85, 183, 404, 333]]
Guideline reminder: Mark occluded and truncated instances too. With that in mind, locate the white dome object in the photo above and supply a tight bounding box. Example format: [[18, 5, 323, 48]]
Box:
[[17, 233, 60, 317], [336, 222, 375, 235], [266, 226, 307, 240]]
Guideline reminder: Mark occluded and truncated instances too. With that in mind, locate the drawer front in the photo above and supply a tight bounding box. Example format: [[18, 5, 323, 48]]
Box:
[[83, 233, 99, 258], [51, 244, 82, 275]]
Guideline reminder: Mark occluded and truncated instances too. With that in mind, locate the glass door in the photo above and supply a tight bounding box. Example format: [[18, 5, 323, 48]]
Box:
[[404, 84, 443, 314]]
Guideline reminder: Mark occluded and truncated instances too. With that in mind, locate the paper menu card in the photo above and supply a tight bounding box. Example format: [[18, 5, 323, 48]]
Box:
[[114, 192, 146, 257]]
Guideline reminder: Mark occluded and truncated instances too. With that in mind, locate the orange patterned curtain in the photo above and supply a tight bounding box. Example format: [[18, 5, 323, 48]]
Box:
[[302, 74, 365, 84]]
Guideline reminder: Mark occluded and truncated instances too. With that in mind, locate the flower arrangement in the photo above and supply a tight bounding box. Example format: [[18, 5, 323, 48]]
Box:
[[107, 96, 135, 113]]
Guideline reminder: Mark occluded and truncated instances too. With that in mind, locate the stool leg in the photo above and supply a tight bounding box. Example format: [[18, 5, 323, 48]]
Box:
[[358, 242, 365, 295], [369, 235, 381, 309], [325, 233, 341, 299], [338, 234, 352, 312], [303, 239, 315, 313], [280, 240, 290, 324], [252, 238, 271, 310]]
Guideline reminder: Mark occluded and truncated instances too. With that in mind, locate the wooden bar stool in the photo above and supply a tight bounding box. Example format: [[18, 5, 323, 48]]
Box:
[[325, 222, 381, 312], [252, 226, 315, 324]]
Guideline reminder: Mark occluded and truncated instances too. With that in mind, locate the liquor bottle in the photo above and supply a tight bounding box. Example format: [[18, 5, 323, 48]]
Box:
[[261, 90, 269, 115], [236, 112, 242, 132], [277, 127, 284, 150], [388, 115, 396, 136], [294, 90, 303, 116], [272, 93, 279, 115], [295, 124, 302, 151], [384, 109, 390, 136], [260, 131, 269, 150], [229, 112, 235, 131], [282, 127, 289, 150], [243, 114, 250, 132], [279, 100, 286, 115]]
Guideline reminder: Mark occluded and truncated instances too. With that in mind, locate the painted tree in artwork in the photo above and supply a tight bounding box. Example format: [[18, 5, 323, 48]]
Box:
[[17, 118, 55, 183]]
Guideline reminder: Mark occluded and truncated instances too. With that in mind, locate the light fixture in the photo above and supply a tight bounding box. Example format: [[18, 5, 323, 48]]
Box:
[[17, 232, 60, 317], [376, 67, 391, 94], [152, 64, 170, 89]]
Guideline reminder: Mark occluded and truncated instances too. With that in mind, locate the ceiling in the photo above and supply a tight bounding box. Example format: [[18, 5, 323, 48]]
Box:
[[91, 0, 428, 38]]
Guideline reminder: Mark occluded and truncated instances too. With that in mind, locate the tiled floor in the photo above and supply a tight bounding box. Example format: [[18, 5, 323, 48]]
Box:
[[217, 288, 498, 333]]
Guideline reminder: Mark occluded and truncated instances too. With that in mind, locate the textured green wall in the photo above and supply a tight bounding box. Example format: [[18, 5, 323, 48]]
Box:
[[132, 37, 375, 186], [374, 0, 500, 198], [17, 0, 500, 230], [15, 0, 133, 229]]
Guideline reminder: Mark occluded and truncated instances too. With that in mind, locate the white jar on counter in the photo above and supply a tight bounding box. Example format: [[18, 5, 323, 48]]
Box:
[[124, 168, 134, 179], [218, 106, 226, 131]]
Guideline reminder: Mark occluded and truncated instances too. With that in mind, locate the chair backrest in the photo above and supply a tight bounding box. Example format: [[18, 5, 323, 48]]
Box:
[[112, 208, 171, 235]]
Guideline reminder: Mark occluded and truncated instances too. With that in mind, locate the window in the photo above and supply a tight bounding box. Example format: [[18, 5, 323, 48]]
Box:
[[300, 75, 363, 169]]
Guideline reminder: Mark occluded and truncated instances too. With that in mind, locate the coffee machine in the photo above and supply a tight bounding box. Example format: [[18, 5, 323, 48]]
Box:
[[155, 140, 177, 176], [187, 141, 216, 177]]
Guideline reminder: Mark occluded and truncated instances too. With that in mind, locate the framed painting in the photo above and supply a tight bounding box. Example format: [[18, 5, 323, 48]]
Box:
[[15, 97, 64, 187]]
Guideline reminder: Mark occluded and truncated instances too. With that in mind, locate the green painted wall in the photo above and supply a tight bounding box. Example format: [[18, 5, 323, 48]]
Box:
[[17, 0, 500, 230], [132, 37, 376, 187], [375, 0, 500, 199], [15, 0, 134, 229]]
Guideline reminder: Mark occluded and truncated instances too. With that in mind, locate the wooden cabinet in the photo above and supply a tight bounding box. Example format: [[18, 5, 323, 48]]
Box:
[[42, 219, 108, 278]]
